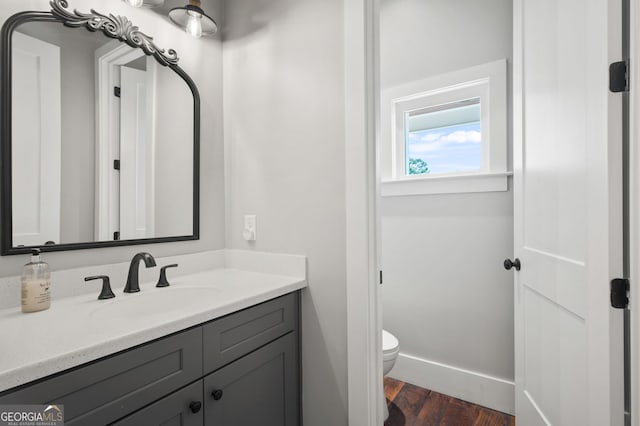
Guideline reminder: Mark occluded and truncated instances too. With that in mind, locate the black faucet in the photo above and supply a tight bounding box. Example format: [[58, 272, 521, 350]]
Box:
[[124, 252, 157, 293]]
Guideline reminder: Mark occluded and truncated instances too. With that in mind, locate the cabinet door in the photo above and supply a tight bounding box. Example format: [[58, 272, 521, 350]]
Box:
[[203, 332, 299, 426], [112, 381, 203, 426]]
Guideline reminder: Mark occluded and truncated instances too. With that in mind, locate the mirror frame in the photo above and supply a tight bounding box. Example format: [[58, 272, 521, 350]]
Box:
[[0, 0, 200, 255]]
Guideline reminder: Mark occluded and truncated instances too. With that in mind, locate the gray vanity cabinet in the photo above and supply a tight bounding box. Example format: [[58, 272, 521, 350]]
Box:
[[204, 332, 299, 426], [0, 292, 300, 426]]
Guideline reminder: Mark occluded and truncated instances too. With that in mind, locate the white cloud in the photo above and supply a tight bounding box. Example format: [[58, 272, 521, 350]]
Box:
[[420, 132, 443, 143], [441, 130, 481, 144], [409, 140, 446, 154], [408, 126, 482, 161]]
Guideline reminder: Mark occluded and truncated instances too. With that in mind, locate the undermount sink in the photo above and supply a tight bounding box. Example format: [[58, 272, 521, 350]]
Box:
[[89, 286, 220, 318]]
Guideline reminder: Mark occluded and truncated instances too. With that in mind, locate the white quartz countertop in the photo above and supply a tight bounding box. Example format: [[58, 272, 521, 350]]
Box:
[[0, 267, 306, 393]]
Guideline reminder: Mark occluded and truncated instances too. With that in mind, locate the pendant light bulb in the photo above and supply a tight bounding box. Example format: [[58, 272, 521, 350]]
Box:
[[126, 0, 144, 7], [185, 11, 203, 38]]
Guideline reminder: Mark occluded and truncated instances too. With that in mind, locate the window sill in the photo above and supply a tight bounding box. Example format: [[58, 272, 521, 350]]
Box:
[[381, 172, 512, 197]]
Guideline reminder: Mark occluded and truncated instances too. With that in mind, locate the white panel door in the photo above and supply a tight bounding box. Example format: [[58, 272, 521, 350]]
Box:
[[119, 66, 153, 239], [513, 0, 623, 425], [11, 32, 61, 247]]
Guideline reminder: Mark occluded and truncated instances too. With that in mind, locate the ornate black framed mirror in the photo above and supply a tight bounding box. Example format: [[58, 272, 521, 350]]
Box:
[[1, 0, 200, 255]]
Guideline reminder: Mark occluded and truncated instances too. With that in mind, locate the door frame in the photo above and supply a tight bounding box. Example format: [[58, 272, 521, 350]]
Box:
[[344, 0, 382, 424], [630, 0, 640, 423], [346, 0, 627, 424], [94, 41, 150, 241]]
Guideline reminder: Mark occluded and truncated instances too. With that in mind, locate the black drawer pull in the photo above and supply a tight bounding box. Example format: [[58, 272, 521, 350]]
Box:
[[189, 401, 202, 413], [211, 389, 223, 400], [504, 258, 521, 271]]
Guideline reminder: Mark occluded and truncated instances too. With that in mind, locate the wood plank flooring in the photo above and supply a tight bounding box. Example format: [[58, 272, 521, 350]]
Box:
[[384, 377, 515, 426]]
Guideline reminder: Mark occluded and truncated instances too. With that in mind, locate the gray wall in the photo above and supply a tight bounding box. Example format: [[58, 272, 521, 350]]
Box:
[[222, 0, 348, 424], [380, 0, 515, 383], [153, 60, 194, 237], [58, 30, 97, 244], [0, 0, 225, 275]]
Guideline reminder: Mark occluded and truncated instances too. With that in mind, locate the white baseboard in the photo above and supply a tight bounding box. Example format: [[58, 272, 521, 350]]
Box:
[[389, 353, 515, 415]]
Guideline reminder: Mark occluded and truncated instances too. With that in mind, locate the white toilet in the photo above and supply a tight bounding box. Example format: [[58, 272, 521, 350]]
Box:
[[382, 330, 400, 420]]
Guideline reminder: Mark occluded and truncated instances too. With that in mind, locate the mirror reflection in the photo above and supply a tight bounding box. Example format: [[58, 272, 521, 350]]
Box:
[[10, 21, 194, 248]]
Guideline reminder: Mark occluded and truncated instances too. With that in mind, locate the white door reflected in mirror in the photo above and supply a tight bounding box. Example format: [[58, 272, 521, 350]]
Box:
[[120, 65, 154, 240], [11, 32, 61, 247]]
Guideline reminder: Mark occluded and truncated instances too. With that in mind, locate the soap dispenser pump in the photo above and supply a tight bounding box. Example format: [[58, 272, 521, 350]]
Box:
[[21, 249, 51, 313]]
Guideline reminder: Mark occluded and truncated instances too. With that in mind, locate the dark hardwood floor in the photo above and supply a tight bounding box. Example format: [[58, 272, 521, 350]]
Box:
[[384, 377, 515, 426]]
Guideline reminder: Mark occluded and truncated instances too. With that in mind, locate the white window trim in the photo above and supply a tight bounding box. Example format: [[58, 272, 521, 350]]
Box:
[[381, 59, 510, 196]]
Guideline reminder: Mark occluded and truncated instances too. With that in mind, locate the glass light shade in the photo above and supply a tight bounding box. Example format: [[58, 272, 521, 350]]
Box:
[[169, 4, 217, 37], [122, 0, 164, 7], [185, 11, 203, 38]]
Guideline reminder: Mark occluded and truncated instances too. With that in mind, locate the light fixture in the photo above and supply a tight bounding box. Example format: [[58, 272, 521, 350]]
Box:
[[122, 0, 164, 8], [169, 0, 217, 38]]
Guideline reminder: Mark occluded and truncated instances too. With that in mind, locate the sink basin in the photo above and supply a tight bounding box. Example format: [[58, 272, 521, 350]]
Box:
[[89, 287, 221, 318]]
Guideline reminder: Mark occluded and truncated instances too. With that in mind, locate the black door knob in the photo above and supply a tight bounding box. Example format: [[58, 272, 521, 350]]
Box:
[[189, 401, 202, 414], [504, 258, 521, 271], [211, 389, 223, 400]]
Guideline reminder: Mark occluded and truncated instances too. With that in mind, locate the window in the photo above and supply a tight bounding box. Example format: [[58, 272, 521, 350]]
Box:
[[405, 98, 482, 176], [381, 60, 510, 196]]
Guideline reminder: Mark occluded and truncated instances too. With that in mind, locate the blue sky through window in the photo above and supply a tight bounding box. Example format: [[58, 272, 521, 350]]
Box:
[[405, 121, 482, 175]]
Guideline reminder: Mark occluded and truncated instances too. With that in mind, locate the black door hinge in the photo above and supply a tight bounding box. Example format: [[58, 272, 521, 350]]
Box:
[[114, 86, 121, 98], [611, 278, 630, 309], [609, 61, 629, 93], [113, 231, 120, 241], [379, 270, 383, 285], [113, 159, 120, 170]]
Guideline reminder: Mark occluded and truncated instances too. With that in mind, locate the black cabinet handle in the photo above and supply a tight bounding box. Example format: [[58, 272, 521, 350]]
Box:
[[504, 258, 521, 271], [189, 401, 202, 413], [211, 389, 223, 400]]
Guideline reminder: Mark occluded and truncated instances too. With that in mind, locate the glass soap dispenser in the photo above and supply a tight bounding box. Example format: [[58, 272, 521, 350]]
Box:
[[21, 248, 51, 313]]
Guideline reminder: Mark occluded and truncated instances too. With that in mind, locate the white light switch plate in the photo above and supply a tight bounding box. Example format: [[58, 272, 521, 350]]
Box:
[[243, 215, 257, 241]]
